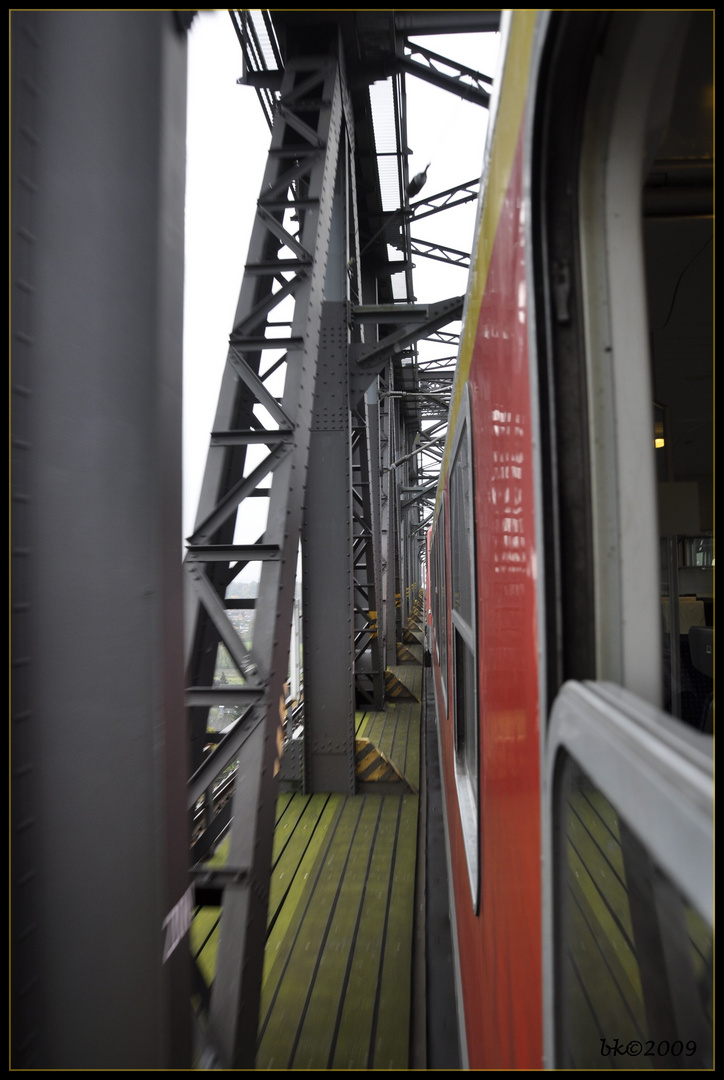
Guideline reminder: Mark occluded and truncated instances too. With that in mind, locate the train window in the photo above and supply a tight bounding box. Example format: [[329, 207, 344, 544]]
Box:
[[537, 9, 713, 1073], [547, 681, 713, 1070], [554, 755, 712, 1069], [576, 11, 713, 719], [448, 390, 479, 911], [432, 512, 438, 634], [646, 13, 713, 734], [434, 495, 448, 705]]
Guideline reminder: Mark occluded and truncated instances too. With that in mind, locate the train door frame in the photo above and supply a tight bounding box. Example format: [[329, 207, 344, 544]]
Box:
[[577, 12, 694, 704], [434, 491, 449, 711], [529, 10, 714, 1069], [447, 384, 480, 914]]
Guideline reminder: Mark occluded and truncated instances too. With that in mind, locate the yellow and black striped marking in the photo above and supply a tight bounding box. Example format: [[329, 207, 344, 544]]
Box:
[[396, 640, 419, 663], [355, 738, 415, 793], [384, 668, 420, 701]]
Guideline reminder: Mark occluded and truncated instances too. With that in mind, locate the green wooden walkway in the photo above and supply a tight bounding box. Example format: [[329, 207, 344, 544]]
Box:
[[257, 788, 419, 1069], [191, 617, 426, 1069]]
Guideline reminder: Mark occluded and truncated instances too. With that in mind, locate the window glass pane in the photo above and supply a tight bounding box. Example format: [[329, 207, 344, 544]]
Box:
[[645, 15, 713, 732], [554, 754, 712, 1069], [450, 424, 473, 627], [449, 410, 479, 909], [438, 502, 447, 694], [454, 630, 477, 800], [660, 538, 713, 733]]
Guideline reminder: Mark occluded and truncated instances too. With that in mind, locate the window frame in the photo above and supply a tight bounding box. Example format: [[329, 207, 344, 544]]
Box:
[[545, 679, 713, 1066], [448, 387, 480, 913]]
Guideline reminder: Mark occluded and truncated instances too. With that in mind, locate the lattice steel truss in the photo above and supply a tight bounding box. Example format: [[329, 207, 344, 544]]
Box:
[[186, 10, 497, 1065], [185, 50, 348, 1066]]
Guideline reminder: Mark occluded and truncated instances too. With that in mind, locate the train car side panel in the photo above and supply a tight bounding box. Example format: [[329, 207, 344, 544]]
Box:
[[433, 13, 543, 1069], [469, 123, 542, 1069], [431, 7, 713, 1071]]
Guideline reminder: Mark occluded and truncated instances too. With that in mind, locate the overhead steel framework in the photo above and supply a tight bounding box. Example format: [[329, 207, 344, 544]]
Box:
[[185, 10, 499, 1066]]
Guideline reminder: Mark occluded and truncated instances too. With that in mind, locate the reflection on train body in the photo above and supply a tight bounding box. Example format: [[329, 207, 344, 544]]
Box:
[[427, 10, 713, 1069]]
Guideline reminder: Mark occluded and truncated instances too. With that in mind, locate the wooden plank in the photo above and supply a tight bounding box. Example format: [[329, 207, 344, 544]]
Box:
[[399, 704, 420, 791], [332, 795, 405, 1068], [271, 792, 310, 868], [371, 794, 419, 1068], [567, 795, 635, 947], [362, 708, 383, 745], [257, 796, 364, 1068], [382, 705, 407, 764], [261, 793, 342, 999], [356, 702, 421, 792], [191, 793, 313, 990], [191, 905, 221, 988], [292, 796, 386, 1067], [574, 785, 626, 879], [255, 696, 423, 1067], [267, 793, 331, 941], [275, 790, 294, 824], [383, 704, 405, 766], [366, 708, 391, 762], [388, 703, 407, 772], [387, 702, 418, 784], [566, 839, 646, 1040], [190, 829, 231, 986], [355, 710, 372, 738], [562, 952, 601, 1068], [566, 786, 645, 1032]]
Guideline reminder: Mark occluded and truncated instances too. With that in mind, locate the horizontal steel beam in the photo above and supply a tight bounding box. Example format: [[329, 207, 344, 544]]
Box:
[[351, 296, 464, 369], [408, 178, 479, 221], [394, 10, 500, 34], [186, 544, 282, 563], [352, 302, 437, 323], [394, 55, 490, 108], [185, 687, 264, 707]]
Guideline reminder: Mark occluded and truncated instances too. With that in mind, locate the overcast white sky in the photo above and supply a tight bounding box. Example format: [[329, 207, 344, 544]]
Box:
[[183, 10, 500, 539]]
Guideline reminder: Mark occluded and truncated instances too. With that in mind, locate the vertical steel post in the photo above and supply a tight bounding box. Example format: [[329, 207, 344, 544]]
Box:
[[302, 300, 356, 793], [380, 378, 400, 667], [10, 10, 190, 1068], [351, 401, 386, 710]]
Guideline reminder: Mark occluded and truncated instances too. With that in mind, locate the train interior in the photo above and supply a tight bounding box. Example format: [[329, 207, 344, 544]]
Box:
[[644, 13, 713, 734], [544, 12, 713, 1069]]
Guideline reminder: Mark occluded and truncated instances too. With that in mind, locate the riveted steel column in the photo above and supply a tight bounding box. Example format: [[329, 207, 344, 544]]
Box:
[[10, 10, 190, 1068], [358, 259, 391, 681], [401, 423, 420, 621], [351, 394, 386, 710], [302, 300, 356, 792], [386, 386, 405, 661], [378, 376, 398, 667]]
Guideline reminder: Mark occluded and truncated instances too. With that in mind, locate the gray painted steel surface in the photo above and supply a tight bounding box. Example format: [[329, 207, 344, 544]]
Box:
[[302, 301, 356, 794], [10, 10, 191, 1068]]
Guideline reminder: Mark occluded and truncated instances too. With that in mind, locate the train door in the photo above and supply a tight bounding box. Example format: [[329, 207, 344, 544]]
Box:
[[531, 12, 713, 1069]]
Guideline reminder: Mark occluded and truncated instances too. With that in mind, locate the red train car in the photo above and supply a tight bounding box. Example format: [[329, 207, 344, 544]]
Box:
[[428, 10, 713, 1069]]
